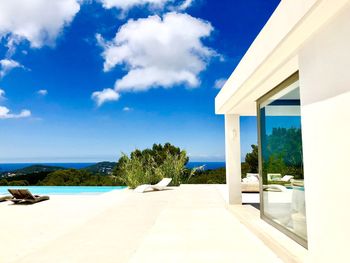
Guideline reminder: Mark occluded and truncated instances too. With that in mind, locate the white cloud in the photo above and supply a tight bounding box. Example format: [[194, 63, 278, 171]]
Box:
[[100, 0, 169, 11], [178, 0, 194, 10], [0, 89, 5, 100], [214, 78, 227, 89], [92, 88, 120, 106], [99, 0, 195, 12], [37, 89, 48, 96], [0, 106, 31, 119], [0, 0, 81, 49], [94, 12, 216, 105], [123, 106, 133, 111], [0, 59, 23, 78]]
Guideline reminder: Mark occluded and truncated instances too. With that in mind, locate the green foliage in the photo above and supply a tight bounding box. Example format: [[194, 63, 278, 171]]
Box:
[[7, 180, 29, 186], [4, 171, 51, 185], [0, 169, 119, 186], [39, 169, 118, 186], [187, 168, 226, 184], [265, 155, 287, 174], [245, 145, 259, 172], [263, 127, 304, 181], [241, 162, 250, 178], [117, 153, 162, 189], [159, 150, 188, 186], [112, 155, 128, 185], [0, 179, 8, 186], [113, 143, 189, 188], [13, 165, 63, 175], [265, 127, 303, 168], [240, 128, 304, 184], [150, 143, 189, 166], [241, 144, 259, 178]]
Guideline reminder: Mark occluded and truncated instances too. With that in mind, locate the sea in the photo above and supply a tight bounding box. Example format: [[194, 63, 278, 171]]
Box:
[[0, 162, 225, 172]]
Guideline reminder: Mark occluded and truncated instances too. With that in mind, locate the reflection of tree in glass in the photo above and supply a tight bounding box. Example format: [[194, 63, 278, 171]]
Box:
[[263, 127, 304, 181]]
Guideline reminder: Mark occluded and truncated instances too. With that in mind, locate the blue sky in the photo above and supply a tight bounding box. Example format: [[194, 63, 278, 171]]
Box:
[[0, 0, 280, 163]]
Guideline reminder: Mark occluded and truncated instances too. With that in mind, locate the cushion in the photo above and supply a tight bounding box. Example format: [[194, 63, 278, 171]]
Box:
[[281, 175, 294, 182], [243, 173, 259, 183]]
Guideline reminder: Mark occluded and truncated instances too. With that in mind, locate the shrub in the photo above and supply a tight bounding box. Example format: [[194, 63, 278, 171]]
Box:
[[159, 151, 187, 186], [114, 143, 189, 188], [118, 153, 162, 189]]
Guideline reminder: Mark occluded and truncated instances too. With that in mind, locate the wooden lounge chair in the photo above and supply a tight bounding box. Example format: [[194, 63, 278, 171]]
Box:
[[7, 189, 22, 203], [0, 195, 11, 202], [134, 178, 172, 193], [8, 189, 50, 204]]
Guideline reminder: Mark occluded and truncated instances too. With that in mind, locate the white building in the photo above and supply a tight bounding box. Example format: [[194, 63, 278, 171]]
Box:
[[215, 0, 350, 261]]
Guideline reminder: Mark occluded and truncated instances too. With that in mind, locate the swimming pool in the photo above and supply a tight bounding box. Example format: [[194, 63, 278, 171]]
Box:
[[0, 186, 126, 195]]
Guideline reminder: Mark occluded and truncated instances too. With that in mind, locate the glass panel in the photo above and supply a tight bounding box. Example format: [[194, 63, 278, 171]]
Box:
[[259, 79, 307, 241]]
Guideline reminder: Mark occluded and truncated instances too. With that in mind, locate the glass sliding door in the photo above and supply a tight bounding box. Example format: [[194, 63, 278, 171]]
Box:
[[257, 73, 307, 247]]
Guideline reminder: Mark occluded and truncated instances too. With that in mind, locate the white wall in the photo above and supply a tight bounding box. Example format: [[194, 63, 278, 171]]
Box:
[[299, 3, 350, 261], [224, 114, 242, 205], [215, 0, 350, 115]]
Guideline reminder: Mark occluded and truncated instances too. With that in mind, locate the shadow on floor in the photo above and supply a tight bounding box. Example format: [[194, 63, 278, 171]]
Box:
[[243, 203, 260, 210]]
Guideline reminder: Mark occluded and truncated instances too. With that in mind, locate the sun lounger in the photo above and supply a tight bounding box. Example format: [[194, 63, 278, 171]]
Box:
[[8, 189, 50, 204], [281, 175, 294, 182], [0, 195, 11, 202], [263, 184, 288, 192], [7, 189, 22, 203], [134, 178, 172, 193]]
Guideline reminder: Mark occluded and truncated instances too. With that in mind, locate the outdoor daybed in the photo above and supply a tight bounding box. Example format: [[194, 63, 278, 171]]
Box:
[[241, 173, 260, 193]]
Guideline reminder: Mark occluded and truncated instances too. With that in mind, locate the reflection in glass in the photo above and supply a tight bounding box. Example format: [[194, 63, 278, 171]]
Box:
[[259, 78, 307, 241]]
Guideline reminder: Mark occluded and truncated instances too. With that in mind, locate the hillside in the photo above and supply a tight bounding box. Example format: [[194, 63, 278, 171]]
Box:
[[13, 165, 64, 175], [82, 162, 116, 175], [0, 165, 64, 178]]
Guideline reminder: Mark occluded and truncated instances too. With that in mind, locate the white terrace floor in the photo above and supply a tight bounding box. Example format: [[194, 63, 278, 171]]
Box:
[[0, 185, 307, 263]]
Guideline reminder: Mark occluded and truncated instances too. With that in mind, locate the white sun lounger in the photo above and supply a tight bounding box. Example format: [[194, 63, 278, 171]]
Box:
[[134, 178, 172, 193], [263, 184, 288, 192]]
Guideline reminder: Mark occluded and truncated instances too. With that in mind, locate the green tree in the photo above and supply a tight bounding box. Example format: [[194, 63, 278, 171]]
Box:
[[39, 169, 118, 186], [264, 127, 304, 179], [113, 143, 189, 188], [117, 153, 161, 189], [241, 144, 259, 178], [245, 144, 259, 173]]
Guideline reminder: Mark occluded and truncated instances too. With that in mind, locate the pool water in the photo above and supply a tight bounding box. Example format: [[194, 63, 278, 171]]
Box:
[[0, 186, 126, 195]]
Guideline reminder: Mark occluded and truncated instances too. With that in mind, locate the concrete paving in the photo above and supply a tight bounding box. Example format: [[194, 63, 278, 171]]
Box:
[[1, 185, 302, 263]]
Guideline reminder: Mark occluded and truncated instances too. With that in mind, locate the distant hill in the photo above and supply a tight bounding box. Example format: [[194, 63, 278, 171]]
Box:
[[0, 162, 117, 178], [0, 164, 65, 181], [1, 171, 53, 185], [13, 165, 64, 176], [82, 162, 116, 175]]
